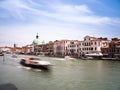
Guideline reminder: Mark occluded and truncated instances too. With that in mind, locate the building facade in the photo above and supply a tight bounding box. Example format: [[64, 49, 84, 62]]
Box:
[[67, 40, 79, 57], [46, 41, 54, 56], [101, 46, 109, 57], [78, 36, 110, 57], [109, 38, 120, 58], [54, 40, 71, 57], [32, 34, 44, 55]]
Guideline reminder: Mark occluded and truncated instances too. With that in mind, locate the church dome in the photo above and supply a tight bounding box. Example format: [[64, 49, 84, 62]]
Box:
[[32, 34, 41, 45], [32, 39, 40, 45]]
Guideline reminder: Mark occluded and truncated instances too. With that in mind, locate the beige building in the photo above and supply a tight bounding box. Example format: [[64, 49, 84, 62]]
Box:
[[67, 40, 79, 57], [79, 35, 110, 57], [54, 40, 71, 57]]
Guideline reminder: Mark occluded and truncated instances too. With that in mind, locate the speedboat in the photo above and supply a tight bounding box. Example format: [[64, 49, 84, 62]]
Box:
[[11, 52, 18, 58], [20, 57, 52, 70], [12, 54, 17, 58]]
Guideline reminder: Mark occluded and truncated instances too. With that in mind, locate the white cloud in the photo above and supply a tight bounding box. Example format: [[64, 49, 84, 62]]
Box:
[[0, 0, 42, 20], [0, 0, 120, 46], [46, 3, 120, 25], [75, 5, 92, 13], [0, 0, 120, 25], [50, 4, 92, 14], [0, 0, 25, 19]]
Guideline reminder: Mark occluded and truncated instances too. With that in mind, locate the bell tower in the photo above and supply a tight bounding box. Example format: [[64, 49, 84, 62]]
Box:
[[36, 33, 39, 39]]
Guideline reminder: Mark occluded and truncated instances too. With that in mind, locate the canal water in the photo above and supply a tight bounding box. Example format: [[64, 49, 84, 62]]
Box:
[[0, 54, 120, 90]]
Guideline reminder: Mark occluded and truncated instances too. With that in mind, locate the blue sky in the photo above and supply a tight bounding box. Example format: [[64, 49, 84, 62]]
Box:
[[0, 0, 120, 46]]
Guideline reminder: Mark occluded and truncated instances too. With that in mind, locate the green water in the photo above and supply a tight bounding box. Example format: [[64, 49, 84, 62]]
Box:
[[0, 54, 120, 90]]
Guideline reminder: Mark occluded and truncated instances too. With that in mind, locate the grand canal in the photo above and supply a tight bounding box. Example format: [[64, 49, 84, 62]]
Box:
[[0, 54, 120, 90]]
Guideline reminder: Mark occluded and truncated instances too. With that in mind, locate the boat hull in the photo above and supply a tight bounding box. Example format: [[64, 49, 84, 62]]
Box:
[[20, 59, 51, 70], [81, 56, 102, 60]]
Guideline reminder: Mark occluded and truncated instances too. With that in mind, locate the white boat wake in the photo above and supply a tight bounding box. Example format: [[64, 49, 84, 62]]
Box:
[[52, 58, 65, 61]]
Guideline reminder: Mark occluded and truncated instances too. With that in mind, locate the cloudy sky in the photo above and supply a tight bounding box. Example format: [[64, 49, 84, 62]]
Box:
[[0, 0, 120, 46]]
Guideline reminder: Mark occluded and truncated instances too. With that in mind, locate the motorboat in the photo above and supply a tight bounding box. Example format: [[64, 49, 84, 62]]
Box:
[[12, 54, 17, 58], [83, 52, 103, 60], [85, 52, 103, 57], [20, 57, 52, 70], [81, 56, 94, 60], [11, 52, 17, 58]]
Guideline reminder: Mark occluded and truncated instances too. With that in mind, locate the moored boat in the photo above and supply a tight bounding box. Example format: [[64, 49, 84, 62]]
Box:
[[101, 57, 120, 61], [82, 52, 103, 60]]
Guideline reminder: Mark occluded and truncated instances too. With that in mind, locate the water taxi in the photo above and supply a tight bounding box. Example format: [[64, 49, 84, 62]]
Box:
[[20, 57, 52, 70]]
